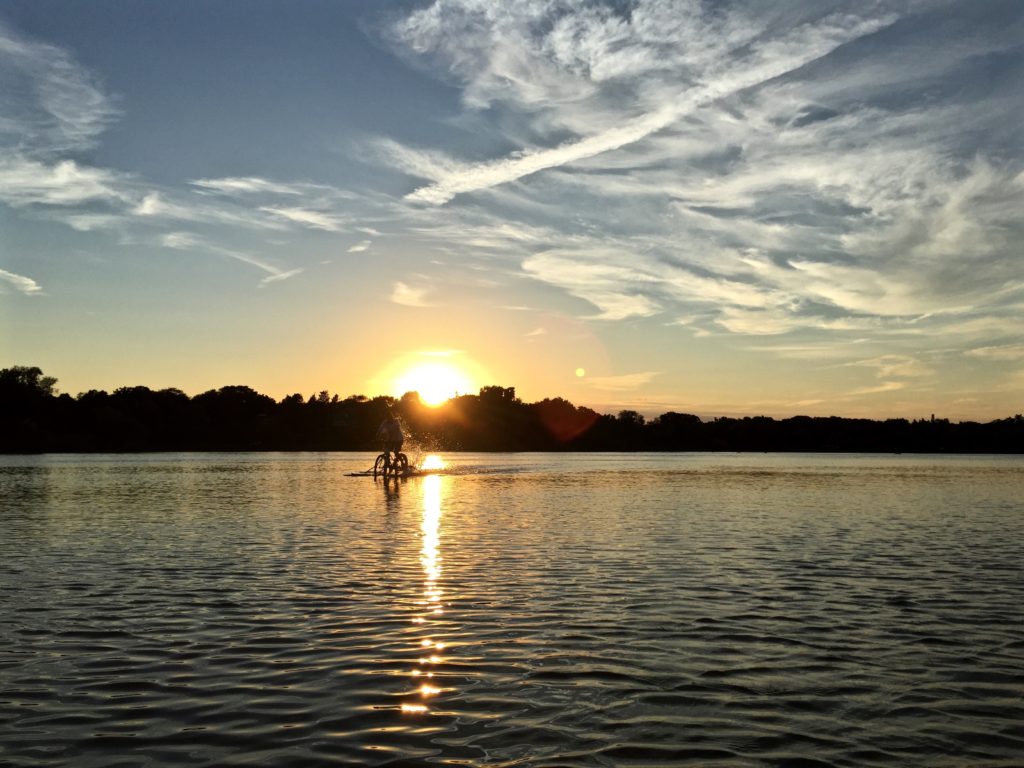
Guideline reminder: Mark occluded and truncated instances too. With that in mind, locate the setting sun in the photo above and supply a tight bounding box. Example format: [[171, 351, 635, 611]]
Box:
[[394, 362, 472, 407]]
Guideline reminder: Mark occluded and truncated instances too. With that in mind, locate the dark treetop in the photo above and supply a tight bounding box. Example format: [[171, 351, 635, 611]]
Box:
[[2, 366, 1022, 454]]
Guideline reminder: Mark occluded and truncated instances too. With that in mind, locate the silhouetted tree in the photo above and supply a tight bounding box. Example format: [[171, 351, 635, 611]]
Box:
[[533, 397, 600, 447], [193, 385, 275, 449], [2, 365, 1022, 454], [649, 412, 704, 450], [0, 366, 60, 451], [0, 366, 57, 396]]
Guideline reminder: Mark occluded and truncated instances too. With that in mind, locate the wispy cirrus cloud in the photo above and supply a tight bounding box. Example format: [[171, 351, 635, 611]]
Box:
[[159, 231, 302, 285], [0, 267, 43, 295], [846, 380, 909, 397], [259, 206, 344, 232], [522, 250, 661, 320], [133, 191, 290, 231], [259, 268, 303, 285], [190, 177, 306, 196], [0, 21, 128, 213], [965, 344, 1024, 362], [843, 355, 933, 380], [0, 157, 129, 208], [391, 5, 893, 204], [584, 371, 661, 392], [0, 24, 341, 281], [370, 0, 1024, 379], [0, 20, 118, 154]]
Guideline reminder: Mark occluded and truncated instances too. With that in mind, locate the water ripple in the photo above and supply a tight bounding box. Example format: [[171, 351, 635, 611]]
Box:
[[1, 453, 1022, 767]]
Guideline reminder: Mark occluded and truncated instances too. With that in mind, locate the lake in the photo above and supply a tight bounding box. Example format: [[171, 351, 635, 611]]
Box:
[[1, 452, 1022, 767]]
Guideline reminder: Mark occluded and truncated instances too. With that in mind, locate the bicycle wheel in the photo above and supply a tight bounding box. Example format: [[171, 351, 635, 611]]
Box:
[[373, 453, 389, 479], [394, 453, 409, 475]]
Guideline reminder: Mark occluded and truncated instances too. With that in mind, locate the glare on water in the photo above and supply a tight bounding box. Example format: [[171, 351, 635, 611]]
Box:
[[420, 454, 446, 471], [404, 473, 446, 713]]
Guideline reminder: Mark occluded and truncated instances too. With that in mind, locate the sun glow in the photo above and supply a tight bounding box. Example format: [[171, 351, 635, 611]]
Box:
[[394, 362, 472, 407]]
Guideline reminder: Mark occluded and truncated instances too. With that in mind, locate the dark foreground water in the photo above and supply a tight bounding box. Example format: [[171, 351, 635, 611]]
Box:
[[1, 452, 1022, 768]]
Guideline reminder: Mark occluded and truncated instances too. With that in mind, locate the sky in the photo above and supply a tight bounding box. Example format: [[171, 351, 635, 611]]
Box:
[[1, 0, 1022, 420]]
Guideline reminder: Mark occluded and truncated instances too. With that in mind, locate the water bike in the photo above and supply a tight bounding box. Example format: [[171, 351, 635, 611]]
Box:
[[373, 451, 411, 479]]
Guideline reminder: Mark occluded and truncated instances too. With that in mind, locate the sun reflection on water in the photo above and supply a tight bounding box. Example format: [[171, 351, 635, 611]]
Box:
[[421, 454, 446, 472], [404, 473, 447, 714]]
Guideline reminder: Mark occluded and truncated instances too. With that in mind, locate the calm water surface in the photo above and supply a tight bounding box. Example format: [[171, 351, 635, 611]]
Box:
[[1, 452, 1022, 767]]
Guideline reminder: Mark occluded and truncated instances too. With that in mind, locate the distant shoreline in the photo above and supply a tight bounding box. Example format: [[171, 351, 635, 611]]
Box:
[[4, 449, 1024, 457], [3, 368, 1022, 454]]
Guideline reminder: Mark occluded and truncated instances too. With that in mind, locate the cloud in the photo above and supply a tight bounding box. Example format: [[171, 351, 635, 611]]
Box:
[[159, 231, 204, 250], [394, 4, 894, 204], [585, 371, 661, 391], [134, 192, 180, 217], [0, 268, 43, 295], [391, 281, 432, 307], [0, 20, 356, 266], [511, 151, 1022, 334], [159, 230, 301, 284], [130, 191, 300, 231], [966, 344, 1024, 362], [259, 206, 344, 231], [362, 0, 1024, 377], [846, 380, 908, 396], [844, 355, 933, 380], [347, 240, 372, 253], [0, 23, 130, 214], [714, 306, 809, 336], [259, 268, 303, 285], [522, 250, 661, 320], [370, 138, 468, 185], [746, 342, 872, 361], [190, 177, 306, 196], [137, 192, 270, 227], [0, 157, 129, 207], [65, 213, 125, 232], [0, 21, 118, 154]]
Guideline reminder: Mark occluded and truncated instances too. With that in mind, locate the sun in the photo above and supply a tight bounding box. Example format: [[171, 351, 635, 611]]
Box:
[[394, 361, 472, 407]]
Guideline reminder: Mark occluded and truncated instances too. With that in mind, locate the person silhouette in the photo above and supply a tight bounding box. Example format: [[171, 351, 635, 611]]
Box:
[[376, 407, 404, 463]]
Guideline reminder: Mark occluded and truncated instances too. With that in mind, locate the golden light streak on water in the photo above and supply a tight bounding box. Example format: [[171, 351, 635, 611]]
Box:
[[421, 475, 441, 585], [404, 473, 448, 715]]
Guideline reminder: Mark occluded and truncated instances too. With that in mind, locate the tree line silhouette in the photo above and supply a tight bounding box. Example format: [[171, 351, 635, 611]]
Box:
[[2, 365, 1022, 454]]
